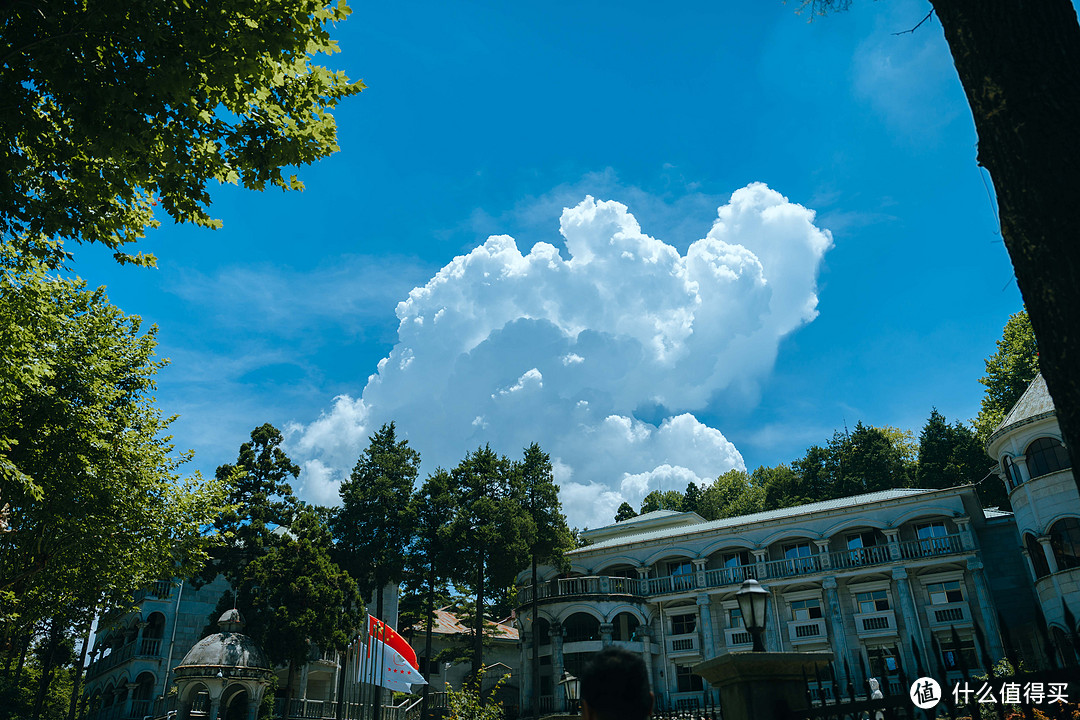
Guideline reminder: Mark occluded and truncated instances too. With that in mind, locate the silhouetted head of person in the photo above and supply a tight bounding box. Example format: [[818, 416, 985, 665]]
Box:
[[579, 647, 654, 720]]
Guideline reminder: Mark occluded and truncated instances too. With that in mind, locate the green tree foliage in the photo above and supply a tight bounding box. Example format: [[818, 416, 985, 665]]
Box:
[[974, 310, 1040, 440], [0, 0, 363, 267], [638, 489, 684, 514], [697, 470, 765, 521], [446, 446, 530, 677], [199, 423, 299, 587], [334, 422, 419, 619], [209, 505, 361, 710], [0, 258, 225, 633], [917, 409, 1003, 508], [614, 502, 638, 522], [682, 481, 703, 514]]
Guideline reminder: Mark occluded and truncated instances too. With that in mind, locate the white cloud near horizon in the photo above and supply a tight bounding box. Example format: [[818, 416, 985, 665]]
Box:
[[288, 183, 833, 527]]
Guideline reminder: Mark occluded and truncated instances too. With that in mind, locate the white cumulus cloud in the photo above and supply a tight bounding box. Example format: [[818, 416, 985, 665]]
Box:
[[288, 183, 831, 529]]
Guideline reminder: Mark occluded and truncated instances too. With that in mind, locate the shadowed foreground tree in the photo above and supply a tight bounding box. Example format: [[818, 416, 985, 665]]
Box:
[[801, 0, 1080, 496], [0, 0, 363, 268]]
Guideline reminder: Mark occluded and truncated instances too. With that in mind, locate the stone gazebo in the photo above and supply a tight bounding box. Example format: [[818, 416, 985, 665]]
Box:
[[174, 609, 275, 720]]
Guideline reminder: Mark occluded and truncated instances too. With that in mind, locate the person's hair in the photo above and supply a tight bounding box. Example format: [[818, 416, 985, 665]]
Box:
[[579, 646, 653, 720]]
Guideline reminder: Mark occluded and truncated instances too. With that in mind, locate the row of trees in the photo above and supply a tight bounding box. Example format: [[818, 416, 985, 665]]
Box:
[[615, 309, 1041, 525]]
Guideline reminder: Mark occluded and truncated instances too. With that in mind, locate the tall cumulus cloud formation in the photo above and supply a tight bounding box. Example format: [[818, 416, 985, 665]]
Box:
[[289, 183, 832, 528]]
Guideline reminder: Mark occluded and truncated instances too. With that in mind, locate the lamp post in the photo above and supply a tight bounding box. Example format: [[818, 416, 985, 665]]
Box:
[[558, 670, 580, 713], [735, 578, 769, 652]]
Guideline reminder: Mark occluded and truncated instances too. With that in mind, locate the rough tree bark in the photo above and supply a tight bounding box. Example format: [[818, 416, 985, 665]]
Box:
[[928, 0, 1080, 488]]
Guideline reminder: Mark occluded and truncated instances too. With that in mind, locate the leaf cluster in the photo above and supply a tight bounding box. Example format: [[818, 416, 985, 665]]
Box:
[[0, 0, 363, 267]]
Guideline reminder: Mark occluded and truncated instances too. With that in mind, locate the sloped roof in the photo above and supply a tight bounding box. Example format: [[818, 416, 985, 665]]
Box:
[[571, 488, 934, 554], [582, 508, 707, 543], [991, 373, 1056, 439], [414, 607, 518, 641]]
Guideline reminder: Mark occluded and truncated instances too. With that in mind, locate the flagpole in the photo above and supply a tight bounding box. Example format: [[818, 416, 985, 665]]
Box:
[[358, 615, 370, 720]]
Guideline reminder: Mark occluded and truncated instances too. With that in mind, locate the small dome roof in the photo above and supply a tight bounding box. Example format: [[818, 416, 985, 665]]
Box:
[[176, 610, 271, 672]]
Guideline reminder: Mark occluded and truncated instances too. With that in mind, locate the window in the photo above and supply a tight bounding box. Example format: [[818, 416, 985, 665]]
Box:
[[1025, 437, 1071, 479], [847, 532, 877, 549], [418, 657, 440, 676], [784, 542, 816, 572], [671, 613, 697, 635], [669, 560, 695, 590], [867, 646, 900, 677], [728, 607, 744, 628], [675, 665, 704, 692], [1025, 533, 1051, 578], [856, 590, 890, 614], [1002, 456, 1023, 490], [1049, 517, 1080, 570], [915, 522, 948, 539], [927, 580, 964, 605], [790, 599, 823, 621], [722, 550, 750, 568], [941, 637, 978, 670]]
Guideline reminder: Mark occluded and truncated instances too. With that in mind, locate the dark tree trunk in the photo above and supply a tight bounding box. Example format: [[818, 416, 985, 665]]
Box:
[[929, 0, 1080, 489], [13, 631, 30, 685], [67, 621, 92, 720], [31, 618, 62, 720]]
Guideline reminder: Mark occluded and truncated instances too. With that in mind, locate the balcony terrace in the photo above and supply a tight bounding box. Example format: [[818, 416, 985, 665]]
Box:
[[518, 533, 965, 605]]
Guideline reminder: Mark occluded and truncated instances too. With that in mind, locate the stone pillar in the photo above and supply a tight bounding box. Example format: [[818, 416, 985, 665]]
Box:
[[1020, 549, 1041, 582], [520, 629, 533, 713], [763, 584, 782, 652], [966, 559, 1004, 660], [892, 568, 921, 674], [123, 682, 139, 719], [600, 623, 613, 647], [639, 626, 655, 692], [884, 529, 901, 561], [815, 540, 831, 570], [753, 549, 768, 580], [135, 621, 148, 654], [1013, 455, 1031, 483], [822, 577, 851, 676], [1038, 536, 1060, 574], [330, 651, 340, 702], [954, 517, 976, 551], [693, 559, 708, 589], [550, 623, 565, 712], [636, 565, 652, 595], [207, 696, 222, 720], [696, 594, 715, 656], [299, 661, 310, 700]]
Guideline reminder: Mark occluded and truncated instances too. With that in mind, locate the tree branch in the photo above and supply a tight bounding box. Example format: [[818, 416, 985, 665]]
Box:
[[893, 9, 935, 36]]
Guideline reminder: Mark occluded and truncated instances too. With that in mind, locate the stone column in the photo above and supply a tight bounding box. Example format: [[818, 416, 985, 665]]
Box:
[[822, 577, 851, 677], [135, 621, 148, 655], [1020, 549, 1041, 582], [954, 517, 976, 551], [207, 696, 222, 720], [550, 623, 565, 712], [123, 682, 139, 719], [600, 623, 613, 647], [697, 594, 716, 656], [636, 565, 652, 595], [1038, 536, 1060, 573], [763, 585, 782, 652], [693, 559, 708, 590], [892, 568, 921, 674], [639, 626, 655, 692], [883, 529, 901, 561], [966, 559, 1004, 660], [753, 549, 768, 580], [299, 661, 310, 700], [815, 540, 832, 571], [520, 629, 533, 713], [1013, 455, 1031, 483]]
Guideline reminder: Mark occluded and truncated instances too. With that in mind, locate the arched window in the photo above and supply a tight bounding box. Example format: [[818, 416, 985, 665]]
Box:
[[1025, 437, 1071, 479], [563, 612, 600, 643], [1025, 533, 1051, 578], [1002, 456, 1023, 490], [1049, 517, 1080, 571]]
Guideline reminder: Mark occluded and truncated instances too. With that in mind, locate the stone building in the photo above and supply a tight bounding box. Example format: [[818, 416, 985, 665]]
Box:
[[514, 485, 1034, 714], [986, 373, 1080, 654]]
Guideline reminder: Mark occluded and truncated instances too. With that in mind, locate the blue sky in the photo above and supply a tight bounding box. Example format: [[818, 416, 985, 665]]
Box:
[[74, 0, 1022, 529]]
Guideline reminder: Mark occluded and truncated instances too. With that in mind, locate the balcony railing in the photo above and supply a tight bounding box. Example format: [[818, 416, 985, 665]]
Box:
[[787, 617, 827, 645], [138, 638, 162, 657], [927, 602, 970, 627], [854, 610, 897, 638], [517, 534, 965, 604], [724, 627, 753, 648], [667, 634, 700, 654], [87, 642, 135, 679]]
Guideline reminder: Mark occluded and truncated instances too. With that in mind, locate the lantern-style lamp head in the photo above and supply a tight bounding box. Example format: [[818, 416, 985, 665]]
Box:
[[735, 578, 770, 652], [558, 670, 581, 710]]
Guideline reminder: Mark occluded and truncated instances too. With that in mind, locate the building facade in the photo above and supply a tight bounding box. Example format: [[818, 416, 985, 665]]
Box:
[[515, 486, 1034, 713], [986, 373, 1080, 655]]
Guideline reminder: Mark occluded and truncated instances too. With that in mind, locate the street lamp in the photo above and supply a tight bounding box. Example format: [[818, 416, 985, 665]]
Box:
[[558, 670, 581, 713], [735, 578, 769, 652]]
